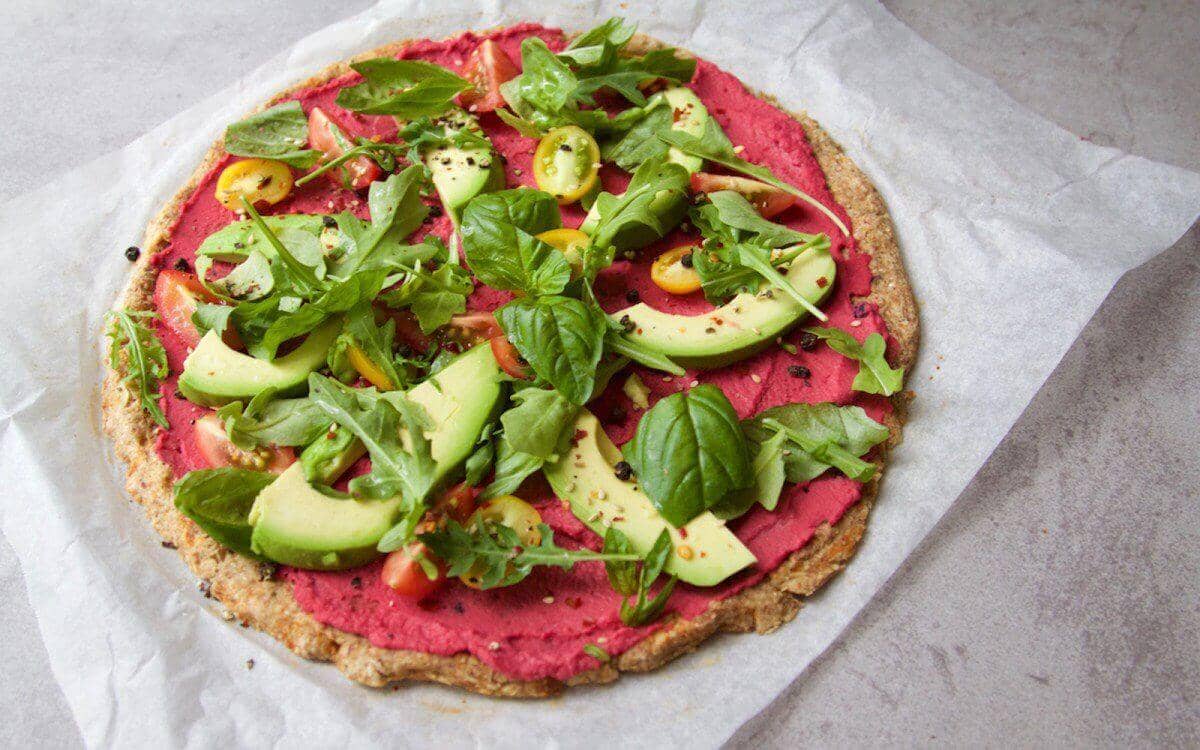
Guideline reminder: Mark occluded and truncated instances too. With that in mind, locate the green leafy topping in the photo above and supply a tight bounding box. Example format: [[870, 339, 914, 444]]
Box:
[[660, 120, 850, 236], [307, 374, 438, 503], [343, 301, 406, 389], [380, 260, 473, 333], [743, 402, 890, 484], [336, 58, 471, 118], [460, 189, 569, 295], [419, 520, 638, 590], [803, 327, 905, 396], [600, 95, 673, 171], [695, 190, 820, 248], [462, 425, 496, 487], [604, 528, 677, 626], [173, 468, 276, 556], [495, 296, 607, 405], [499, 386, 579, 460], [398, 114, 494, 164], [482, 436, 544, 499], [105, 309, 169, 428], [603, 329, 685, 376], [586, 155, 690, 252], [583, 644, 611, 662], [223, 101, 320, 168], [215, 388, 330, 449], [624, 385, 754, 527], [711, 430, 787, 520]]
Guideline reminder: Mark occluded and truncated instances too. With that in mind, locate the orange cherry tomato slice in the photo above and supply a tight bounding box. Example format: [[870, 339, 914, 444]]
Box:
[[535, 227, 589, 278], [689, 172, 794, 218], [194, 414, 294, 473], [533, 126, 601, 205], [650, 245, 703, 295], [460, 496, 542, 589], [307, 107, 382, 191], [215, 158, 293, 211], [458, 39, 520, 113]]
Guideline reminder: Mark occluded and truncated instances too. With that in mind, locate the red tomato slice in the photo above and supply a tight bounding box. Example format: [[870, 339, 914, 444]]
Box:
[[194, 414, 295, 474], [381, 484, 479, 599], [431, 482, 479, 525], [381, 308, 432, 353], [447, 311, 503, 342], [154, 269, 242, 349], [489, 336, 531, 379], [690, 172, 795, 218], [458, 39, 520, 113], [307, 107, 382, 191]]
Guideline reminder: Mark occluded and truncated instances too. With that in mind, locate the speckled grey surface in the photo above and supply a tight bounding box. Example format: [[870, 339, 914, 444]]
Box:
[[1, 1, 1196, 747]]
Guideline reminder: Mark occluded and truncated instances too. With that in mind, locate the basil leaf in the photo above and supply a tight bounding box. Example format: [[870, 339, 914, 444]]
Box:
[[499, 387, 578, 460], [743, 402, 890, 483], [224, 101, 320, 168], [603, 329, 685, 376], [804, 327, 905, 396], [660, 120, 850, 236], [105, 309, 169, 428], [173, 468, 276, 556], [336, 58, 471, 117], [495, 296, 606, 405], [460, 189, 569, 295], [625, 384, 753, 527], [307, 374, 437, 503], [712, 430, 787, 519]]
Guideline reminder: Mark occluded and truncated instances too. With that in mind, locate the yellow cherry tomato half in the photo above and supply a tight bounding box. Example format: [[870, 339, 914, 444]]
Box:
[[346, 344, 396, 391], [460, 496, 543, 589], [533, 126, 600, 205], [650, 245, 703, 295], [535, 227, 590, 278], [215, 158, 294, 211]]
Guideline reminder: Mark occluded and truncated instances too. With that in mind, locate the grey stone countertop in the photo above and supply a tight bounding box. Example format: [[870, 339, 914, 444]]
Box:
[[0, 2, 1195, 747]]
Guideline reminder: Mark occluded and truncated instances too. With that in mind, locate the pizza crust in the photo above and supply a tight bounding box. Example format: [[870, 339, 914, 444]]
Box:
[[101, 30, 918, 697]]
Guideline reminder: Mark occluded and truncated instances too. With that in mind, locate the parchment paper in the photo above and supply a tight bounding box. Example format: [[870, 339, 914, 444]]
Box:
[[0, 0, 1197, 746]]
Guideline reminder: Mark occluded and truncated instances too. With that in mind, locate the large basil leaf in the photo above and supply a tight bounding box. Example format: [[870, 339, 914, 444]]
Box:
[[625, 385, 753, 527], [224, 101, 320, 168], [743, 402, 890, 483], [336, 58, 470, 118], [460, 189, 569, 295], [711, 430, 787, 520], [495, 296, 606, 405], [173, 468, 276, 556]]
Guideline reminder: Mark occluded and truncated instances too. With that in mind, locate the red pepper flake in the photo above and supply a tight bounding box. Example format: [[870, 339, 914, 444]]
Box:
[[816, 276, 828, 288], [678, 527, 688, 539], [565, 597, 582, 609], [571, 429, 588, 445]]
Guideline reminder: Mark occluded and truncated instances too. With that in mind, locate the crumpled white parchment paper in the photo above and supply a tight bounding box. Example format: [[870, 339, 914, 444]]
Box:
[[0, 0, 1197, 746]]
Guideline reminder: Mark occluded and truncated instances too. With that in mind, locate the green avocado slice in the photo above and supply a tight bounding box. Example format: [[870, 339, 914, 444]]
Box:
[[248, 343, 505, 570], [609, 245, 837, 369], [661, 87, 709, 173], [543, 410, 756, 587], [178, 318, 341, 407]]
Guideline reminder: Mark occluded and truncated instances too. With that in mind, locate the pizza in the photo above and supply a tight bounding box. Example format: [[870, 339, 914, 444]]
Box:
[[101, 18, 917, 695]]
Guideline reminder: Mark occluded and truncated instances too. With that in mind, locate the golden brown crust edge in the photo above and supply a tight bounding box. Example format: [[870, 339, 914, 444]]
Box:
[[100, 30, 918, 697]]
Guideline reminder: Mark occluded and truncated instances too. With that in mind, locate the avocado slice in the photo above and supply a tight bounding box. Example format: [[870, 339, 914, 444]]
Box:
[[196, 214, 339, 263], [544, 410, 756, 586], [178, 318, 341, 407], [661, 87, 709, 174], [248, 343, 505, 570], [610, 245, 837, 369], [420, 111, 505, 225]]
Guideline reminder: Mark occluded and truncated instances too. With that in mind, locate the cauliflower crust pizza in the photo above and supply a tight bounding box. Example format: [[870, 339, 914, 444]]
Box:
[[101, 19, 917, 696]]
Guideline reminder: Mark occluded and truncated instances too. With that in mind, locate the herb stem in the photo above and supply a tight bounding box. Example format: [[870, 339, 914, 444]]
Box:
[[739, 251, 828, 322], [240, 197, 323, 293]]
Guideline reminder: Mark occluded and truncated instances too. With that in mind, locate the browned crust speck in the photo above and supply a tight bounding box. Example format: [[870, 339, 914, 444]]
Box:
[[101, 31, 918, 697]]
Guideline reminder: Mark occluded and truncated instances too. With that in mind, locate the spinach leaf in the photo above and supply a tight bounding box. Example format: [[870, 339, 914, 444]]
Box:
[[224, 101, 320, 168], [173, 468, 276, 556], [499, 387, 579, 460], [803, 328, 905, 396], [336, 58, 471, 118], [512, 37, 579, 113], [307, 374, 438, 504], [105, 309, 169, 428], [215, 389, 330, 449], [460, 189, 569, 295], [600, 96, 672, 171], [495, 296, 606, 405], [742, 402, 890, 483], [660, 121, 850, 236], [624, 384, 753, 527]]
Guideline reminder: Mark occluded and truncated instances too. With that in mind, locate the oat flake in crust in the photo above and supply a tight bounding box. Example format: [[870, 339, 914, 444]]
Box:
[[101, 30, 918, 697]]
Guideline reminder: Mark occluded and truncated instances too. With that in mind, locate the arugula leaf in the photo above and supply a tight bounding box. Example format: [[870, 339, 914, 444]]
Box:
[[624, 385, 753, 527], [600, 96, 672, 171], [614, 529, 677, 626], [711, 430, 787, 519], [294, 138, 408, 188], [602, 526, 639, 595], [697, 190, 820, 248], [495, 296, 606, 405], [343, 300, 405, 390], [603, 328, 686, 377], [224, 101, 320, 168], [419, 520, 638, 590], [482, 435, 544, 499], [460, 189, 569, 295], [380, 261, 473, 333], [307, 374, 438, 503], [804, 327, 904, 396], [105, 309, 169, 428], [336, 58, 471, 118], [242, 198, 323, 296], [462, 424, 496, 487], [696, 240, 828, 321], [499, 387, 579, 460], [585, 155, 690, 252], [173, 468, 276, 556], [215, 389, 330, 449], [742, 402, 890, 483], [660, 121, 850, 236]]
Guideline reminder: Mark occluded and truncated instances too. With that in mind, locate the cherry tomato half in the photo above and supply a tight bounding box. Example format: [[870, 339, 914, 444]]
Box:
[[154, 269, 241, 349], [445, 311, 503, 344], [381, 483, 479, 599], [215, 158, 293, 211], [489, 336, 531, 380], [460, 496, 543, 589], [307, 107, 382, 191], [650, 245, 703, 295], [689, 172, 794, 219], [194, 414, 294, 473], [458, 39, 520, 113], [533, 126, 601, 205]]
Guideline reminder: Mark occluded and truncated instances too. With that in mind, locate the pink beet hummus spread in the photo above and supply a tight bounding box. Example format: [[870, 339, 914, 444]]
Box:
[[149, 24, 894, 682]]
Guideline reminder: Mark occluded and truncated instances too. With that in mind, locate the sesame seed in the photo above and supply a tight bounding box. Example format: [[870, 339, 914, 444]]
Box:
[[543, 596, 555, 604], [750, 373, 762, 383], [850, 320, 862, 327], [488, 642, 500, 651]]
